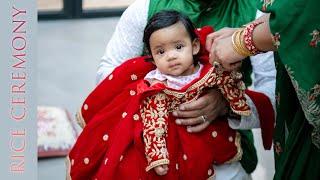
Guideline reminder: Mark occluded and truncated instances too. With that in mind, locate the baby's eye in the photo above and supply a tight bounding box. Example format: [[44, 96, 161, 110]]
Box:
[[157, 49, 165, 55], [176, 44, 183, 50]]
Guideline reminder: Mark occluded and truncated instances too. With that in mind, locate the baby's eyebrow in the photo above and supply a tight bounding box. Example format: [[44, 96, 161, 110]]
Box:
[[172, 40, 184, 44], [152, 45, 164, 50]]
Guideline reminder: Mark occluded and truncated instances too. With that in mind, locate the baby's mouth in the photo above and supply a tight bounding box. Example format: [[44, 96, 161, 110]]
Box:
[[169, 63, 180, 69]]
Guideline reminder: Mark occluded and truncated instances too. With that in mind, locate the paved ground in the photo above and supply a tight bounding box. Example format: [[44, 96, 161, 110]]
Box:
[[37, 17, 275, 180]]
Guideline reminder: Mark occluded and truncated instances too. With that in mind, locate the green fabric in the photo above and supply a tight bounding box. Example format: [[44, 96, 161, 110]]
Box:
[[238, 130, 258, 173], [272, 57, 320, 180], [148, 0, 259, 174], [259, 0, 320, 146], [148, 0, 257, 29], [258, 0, 320, 179]]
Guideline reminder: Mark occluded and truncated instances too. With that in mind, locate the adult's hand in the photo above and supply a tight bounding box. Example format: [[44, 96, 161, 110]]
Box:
[[173, 89, 228, 133], [209, 36, 244, 71], [205, 27, 239, 52]]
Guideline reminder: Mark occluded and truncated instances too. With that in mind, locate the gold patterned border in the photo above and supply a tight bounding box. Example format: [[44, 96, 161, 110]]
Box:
[[145, 159, 170, 172], [286, 65, 320, 148], [225, 132, 243, 164], [163, 68, 214, 98], [232, 108, 251, 116]]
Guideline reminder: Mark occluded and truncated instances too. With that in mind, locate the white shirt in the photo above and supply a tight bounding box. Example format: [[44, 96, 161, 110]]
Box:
[[144, 64, 203, 90]]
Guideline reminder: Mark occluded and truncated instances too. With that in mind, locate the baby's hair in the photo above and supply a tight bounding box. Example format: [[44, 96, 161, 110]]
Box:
[[143, 10, 198, 62]]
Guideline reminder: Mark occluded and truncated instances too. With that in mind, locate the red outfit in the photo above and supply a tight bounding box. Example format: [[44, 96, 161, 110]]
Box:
[[68, 55, 249, 180], [67, 27, 274, 180]]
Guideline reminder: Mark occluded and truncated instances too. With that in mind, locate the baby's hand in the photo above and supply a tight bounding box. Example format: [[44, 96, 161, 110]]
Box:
[[154, 164, 169, 176]]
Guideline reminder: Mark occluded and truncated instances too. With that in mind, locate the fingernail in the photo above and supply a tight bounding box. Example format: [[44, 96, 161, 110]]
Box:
[[175, 119, 181, 125], [172, 111, 178, 116], [179, 105, 185, 111]]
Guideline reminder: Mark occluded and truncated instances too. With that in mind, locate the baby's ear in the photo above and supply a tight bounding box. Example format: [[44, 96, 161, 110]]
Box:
[[192, 38, 200, 55]]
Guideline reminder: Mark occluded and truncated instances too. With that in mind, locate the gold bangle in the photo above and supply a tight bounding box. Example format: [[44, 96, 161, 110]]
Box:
[[232, 29, 252, 57], [237, 30, 253, 56]]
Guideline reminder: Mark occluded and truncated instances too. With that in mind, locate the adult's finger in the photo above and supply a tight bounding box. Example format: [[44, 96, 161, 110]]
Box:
[[173, 109, 204, 118], [186, 121, 211, 133], [178, 96, 209, 111], [175, 116, 204, 126], [206, 32, 218, 51], [206, 28, 238, 51]]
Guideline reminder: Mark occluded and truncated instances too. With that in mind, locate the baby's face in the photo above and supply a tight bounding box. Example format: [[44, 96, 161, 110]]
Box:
[[149, 22, 200, 76]]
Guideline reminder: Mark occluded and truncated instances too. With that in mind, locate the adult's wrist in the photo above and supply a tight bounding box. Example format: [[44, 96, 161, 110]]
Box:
[[252, 19, 278, 51]]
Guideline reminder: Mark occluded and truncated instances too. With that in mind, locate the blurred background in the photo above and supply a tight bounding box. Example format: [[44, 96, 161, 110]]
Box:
[[37, 0, 274, 179]]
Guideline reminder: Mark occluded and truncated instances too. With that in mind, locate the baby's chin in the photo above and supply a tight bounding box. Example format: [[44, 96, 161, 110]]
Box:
[[166, 71, 184, 76]]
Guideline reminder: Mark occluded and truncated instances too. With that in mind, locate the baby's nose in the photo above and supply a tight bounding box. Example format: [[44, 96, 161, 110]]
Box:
[[167, 51, 177, 60]]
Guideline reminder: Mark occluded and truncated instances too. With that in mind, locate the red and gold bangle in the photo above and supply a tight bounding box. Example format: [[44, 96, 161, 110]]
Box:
[[243, 21, 264, 55]]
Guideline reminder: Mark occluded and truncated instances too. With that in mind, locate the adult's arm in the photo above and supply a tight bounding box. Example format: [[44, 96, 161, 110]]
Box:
[[228, 10, 276, 149], [228, 10, 276, 130], [96, 0, 149, 84], [228, 51, 276, 130], [207, 11, 277, 70]]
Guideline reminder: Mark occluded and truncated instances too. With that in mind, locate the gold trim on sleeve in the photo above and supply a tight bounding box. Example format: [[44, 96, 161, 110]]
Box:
[[145, 159, 170, 172]]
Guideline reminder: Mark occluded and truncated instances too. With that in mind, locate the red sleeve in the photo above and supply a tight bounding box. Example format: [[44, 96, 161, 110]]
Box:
[[76, 56, 155, 127], [141, 93, 170, 172], [245, 89, 275, 150]]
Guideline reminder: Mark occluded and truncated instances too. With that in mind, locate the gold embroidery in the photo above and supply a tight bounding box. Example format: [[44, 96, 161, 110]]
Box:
[[272, 32, 281, 49], [225, 132, 243, 164], [163, 68, 214, 98], [262, 0, 275, 11], [286, 65, 320, 148], [141, 93, 170, 167], [145, 159, 170, 172], [130, 90, 136, 96], [133, 114, 140, 121], [309, 29, 319, 47], [131, 74, 138, 81], [141, 66, 250, 171], [154, 127, 165, 137], [163, 66, 250, 116]]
